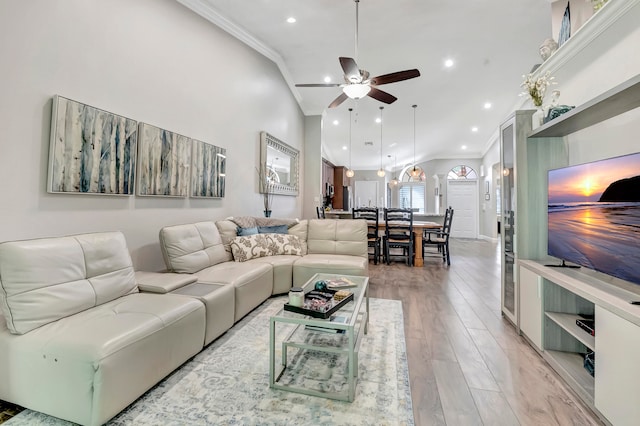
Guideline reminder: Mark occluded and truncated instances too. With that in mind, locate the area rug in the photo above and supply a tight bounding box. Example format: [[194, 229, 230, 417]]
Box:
[[7, 297, 413, 425]]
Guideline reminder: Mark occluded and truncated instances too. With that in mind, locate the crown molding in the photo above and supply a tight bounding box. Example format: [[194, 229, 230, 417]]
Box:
[[532, 0, 639, 78], [176, 0, 303, 106]]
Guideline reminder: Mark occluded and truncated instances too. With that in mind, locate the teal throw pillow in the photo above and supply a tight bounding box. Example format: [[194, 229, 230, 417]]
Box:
[[237, 227, 259, 236], [258, 225, 288, 234]]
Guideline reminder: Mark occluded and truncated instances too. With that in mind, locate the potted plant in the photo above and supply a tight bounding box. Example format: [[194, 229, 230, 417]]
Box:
[[256, 165, 274, 217]]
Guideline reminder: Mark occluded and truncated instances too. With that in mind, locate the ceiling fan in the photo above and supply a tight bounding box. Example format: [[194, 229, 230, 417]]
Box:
[[295, 0, 421, 109]]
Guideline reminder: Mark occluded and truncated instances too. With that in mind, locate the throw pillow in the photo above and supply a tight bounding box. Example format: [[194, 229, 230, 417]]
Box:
[[269, 234, 303, 256], [237, 226, 259, 236], [230, 234, 273, 262], [258, 224, 288, 234], [255, 217, 299, 228], [230, 216, 257, 229]]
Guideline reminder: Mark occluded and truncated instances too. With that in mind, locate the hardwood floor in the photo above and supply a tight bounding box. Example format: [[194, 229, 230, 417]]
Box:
[[0, 238, 602, 425], [369, 238, 602, 426]]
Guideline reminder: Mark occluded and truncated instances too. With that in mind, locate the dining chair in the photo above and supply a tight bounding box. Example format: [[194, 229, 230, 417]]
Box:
[[383, 208, 414, 266], [423, 207, 454, 265], [316, 206, 325, 219], [352, 207, 381, 264]]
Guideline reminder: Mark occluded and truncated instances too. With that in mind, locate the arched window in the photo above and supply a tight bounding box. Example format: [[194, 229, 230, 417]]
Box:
[[447, 165, 477, 180], [400, 165, 425, 182], [398, 165, 426, 213]]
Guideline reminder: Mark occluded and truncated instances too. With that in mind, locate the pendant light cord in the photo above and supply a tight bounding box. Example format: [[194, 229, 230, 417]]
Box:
[[412, 104, 417, 176], [349, 108, 353, 170]]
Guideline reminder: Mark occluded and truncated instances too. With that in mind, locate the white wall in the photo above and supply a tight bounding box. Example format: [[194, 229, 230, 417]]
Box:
[[0, 0, 304, 271]]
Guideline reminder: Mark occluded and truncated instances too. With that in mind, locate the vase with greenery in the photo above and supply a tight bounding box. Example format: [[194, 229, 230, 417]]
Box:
[[256, 165, 274, 217]]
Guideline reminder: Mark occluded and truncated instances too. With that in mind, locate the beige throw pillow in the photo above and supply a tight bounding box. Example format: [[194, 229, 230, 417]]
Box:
[[230, 234, 302, 262]]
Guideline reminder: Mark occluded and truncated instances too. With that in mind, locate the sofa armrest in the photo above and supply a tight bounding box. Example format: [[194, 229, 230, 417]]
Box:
[[135, 271, 198, 294]]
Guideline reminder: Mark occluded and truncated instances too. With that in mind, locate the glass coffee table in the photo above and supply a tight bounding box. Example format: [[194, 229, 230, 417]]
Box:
[[269, 273, 369, 402]]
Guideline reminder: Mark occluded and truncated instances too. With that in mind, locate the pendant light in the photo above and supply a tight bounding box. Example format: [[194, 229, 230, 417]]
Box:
[[410, 104, 420, 178], [346, 108, 355, 178], [377, 106, 386, 177], [390, 154, 399, 186]]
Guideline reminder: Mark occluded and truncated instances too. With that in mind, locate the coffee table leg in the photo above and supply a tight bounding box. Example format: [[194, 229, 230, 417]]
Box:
[[269, 318, 275, 387]]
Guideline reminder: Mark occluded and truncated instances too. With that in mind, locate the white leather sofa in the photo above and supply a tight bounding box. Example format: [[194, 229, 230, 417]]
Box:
[[0, 232, 206, 426], [155, 218, 368, 337]]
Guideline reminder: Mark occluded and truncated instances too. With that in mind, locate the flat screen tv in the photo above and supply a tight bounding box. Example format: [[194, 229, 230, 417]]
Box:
[[547, 152, 640, 286]]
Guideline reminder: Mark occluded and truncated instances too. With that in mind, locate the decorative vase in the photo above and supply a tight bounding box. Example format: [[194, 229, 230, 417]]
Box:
[[532, 107, 545, 130], [264, 210, 272, 217]]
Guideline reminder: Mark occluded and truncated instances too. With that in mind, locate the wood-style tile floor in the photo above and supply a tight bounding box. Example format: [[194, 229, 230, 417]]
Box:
[[0, 238, 602, 425], [369, 238, 602, 426]]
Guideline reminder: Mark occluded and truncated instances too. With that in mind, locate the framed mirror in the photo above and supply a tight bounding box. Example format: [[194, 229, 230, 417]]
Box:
[[260, 131, 299, 196]]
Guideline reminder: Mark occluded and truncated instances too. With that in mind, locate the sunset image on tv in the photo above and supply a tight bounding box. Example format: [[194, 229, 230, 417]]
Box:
[[548, 152, 640, 285]]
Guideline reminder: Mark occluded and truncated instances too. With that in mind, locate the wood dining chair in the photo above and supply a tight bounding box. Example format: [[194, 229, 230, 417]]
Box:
[[352, 207, 381, 264], [383, 208, 414, 266], [423, 207, 454, 265]]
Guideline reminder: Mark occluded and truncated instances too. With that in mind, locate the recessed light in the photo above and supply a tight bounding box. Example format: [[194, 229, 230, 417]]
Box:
[[324, 76, 331, 83], [286, 17, 296, 23], [375, 117, 381, 123], [332, 120, 339, 125], [484, 102, 492, 109], [461, 145, 467, 150], [444, 59, 454, 68], [342, 146, 348, 150], [471, 127, 478, 132]]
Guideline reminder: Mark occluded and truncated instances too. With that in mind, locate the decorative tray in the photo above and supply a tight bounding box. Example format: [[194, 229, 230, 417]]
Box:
[[283, 289, 354, 319]]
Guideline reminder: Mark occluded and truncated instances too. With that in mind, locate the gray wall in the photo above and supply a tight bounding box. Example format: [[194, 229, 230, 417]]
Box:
[[0, 0, 304, 271]]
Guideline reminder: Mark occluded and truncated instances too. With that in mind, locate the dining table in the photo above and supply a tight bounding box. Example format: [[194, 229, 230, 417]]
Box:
[[376, 220, 443, 267]]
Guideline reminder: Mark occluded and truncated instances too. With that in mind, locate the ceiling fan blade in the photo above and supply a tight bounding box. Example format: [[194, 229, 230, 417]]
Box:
[[368, 87, 397, 104], [295, 83, 342, 87], [328, 92, 349, 109], [370, 69, 421, 86], [339, 57, 360, 82]]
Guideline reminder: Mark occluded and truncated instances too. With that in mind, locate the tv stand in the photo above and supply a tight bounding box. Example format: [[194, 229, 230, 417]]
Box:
[[519, 260, 640, 426], [545, 260, 581, 269]]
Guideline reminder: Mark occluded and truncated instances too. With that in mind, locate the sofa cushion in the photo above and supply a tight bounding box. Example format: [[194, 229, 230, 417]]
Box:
[[159, 221, 231, 273], [214, 219, 238, 256], [257, 224, 288, 234], [307, 219, 368, 257], [293, 254, 369, 287], [288, 220, 308, 255], [0, 232, 138, 335]]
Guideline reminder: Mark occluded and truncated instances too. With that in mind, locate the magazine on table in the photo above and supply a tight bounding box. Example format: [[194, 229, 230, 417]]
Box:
[[305, 314, 349, 334], [325, 277, 357, 289]]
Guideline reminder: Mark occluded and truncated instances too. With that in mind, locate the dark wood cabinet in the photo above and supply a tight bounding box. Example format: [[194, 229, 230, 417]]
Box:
[[333, 166, 351, 210]]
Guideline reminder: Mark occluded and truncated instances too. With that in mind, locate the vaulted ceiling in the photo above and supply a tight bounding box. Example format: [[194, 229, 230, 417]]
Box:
[[180, 0, 551, 171]]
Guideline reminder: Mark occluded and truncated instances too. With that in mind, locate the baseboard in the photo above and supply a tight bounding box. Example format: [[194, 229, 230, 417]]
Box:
[[478, 235, 498, 243]]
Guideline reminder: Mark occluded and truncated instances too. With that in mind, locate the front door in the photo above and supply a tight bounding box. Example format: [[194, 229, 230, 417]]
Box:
[[447, 180, 478, 238]]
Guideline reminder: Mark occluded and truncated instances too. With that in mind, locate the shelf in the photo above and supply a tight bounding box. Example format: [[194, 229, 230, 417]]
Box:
[[529, 73, 640, 138], [545, 312, 595, 351], [544, 350, 594, 404]]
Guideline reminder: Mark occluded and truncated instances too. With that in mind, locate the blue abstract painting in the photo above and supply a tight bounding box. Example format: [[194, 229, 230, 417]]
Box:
[[558, 2, 571, 47], [48, 96, 137, 195], [191, 139, 226, 198], [137, 123, 191, 197]]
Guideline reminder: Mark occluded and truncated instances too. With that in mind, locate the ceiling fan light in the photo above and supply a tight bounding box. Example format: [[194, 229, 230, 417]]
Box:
[[346, 168, 355, 178], [343, 84, 371, 99]]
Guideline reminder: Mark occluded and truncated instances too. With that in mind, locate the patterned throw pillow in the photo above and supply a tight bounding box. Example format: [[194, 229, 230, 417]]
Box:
[[255, 217, 299, 228], [230, 234, 273, 262], [230, 234, 302, 262], [230, 216, 257, 229], [269, 234, 303, 256]]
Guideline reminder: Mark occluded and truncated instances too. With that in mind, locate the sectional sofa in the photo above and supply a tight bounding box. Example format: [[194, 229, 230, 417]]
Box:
[[0, 218, 367, 425]]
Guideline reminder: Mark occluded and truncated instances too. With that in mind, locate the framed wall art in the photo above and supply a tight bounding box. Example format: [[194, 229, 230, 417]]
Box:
[[191, 139, 226, 198], [137, 123, 191, 197], [48, 95, 137, 195]]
